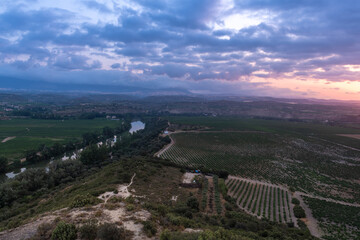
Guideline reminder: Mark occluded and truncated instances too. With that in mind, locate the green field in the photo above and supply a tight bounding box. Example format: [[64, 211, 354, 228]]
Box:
[[0, 119, 123, 160], [160, 117, 360, 203]]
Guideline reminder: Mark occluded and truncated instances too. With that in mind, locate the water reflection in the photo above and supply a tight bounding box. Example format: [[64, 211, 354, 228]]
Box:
[[129, 121, 145, 134]]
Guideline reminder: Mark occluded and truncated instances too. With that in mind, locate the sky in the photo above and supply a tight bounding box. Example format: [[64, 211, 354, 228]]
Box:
[[1, 0, 360, 100]]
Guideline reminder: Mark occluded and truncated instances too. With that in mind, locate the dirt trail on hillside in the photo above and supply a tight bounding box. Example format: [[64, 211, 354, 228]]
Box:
[[0, 215, 56, 240], [98, 173, 136, 202], [293, 192, 323, 238]]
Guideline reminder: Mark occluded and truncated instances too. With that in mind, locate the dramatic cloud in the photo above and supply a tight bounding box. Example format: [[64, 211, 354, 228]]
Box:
[[0, 0, 360, 99]]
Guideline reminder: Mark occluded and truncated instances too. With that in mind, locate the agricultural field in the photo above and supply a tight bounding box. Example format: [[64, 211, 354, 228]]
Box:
[[158, 116, 360, 239], [304, 197, 360, 240], [226, 177, 296, 225], [0, 119, 123, 160], [159, 130, 360, 204]]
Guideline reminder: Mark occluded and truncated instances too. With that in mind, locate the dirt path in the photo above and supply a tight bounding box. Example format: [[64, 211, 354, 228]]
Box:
[[283, 191, 291, 223], [206, 177, 215, 214], [293, 192, 323, 238], [295, 192, 360, 207], [254, 184, 263, 215], [99, 173, 136, 202], [275, 188, 280, 222], [259, 185, 265, 216], [230, 180, 241, 197], [1, 136, 16, 143], [230, 180, 242, 198], [249, 184, 260, 212], [155, 134, 175, 157], [228, 176, 289, 191], [246, 184, 257, 209], [236, 182, 248, 205], [281, 191, 287, 223], [265, 186, 270, 219], [270, 187, 275, 221], [0, 215, 56, 240], [288, 192, 298, 227]]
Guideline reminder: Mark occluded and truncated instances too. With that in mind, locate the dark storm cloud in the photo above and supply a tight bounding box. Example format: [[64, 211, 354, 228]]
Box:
[[1, 0, 360, 96]]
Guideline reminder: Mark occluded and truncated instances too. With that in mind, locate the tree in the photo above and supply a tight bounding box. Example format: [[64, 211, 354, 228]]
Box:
[[25, 150, 40, 163], [82, 132, 98, 145], [80, 145, 108, 165], [294, 205, 306, 218], [0, 157, 8, 173], [102, 127, 114, 138], [292, 198, 300, 205]]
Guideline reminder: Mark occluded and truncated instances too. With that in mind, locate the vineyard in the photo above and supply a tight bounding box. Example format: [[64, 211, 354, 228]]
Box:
[[159, 132, 277, 177], [158, 131, 360, 204], [158, 117, 360, 239], [226, 177, 296, 225]]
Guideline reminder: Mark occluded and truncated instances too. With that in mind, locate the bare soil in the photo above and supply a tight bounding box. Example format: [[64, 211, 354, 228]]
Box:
[[1, 136, 16, 143]]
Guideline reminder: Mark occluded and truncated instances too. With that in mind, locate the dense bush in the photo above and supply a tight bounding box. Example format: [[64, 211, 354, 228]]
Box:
[[187, 197, 199, 211], [0, 157, 8, 173], [70, 194, 99, 208], [142, 220, 157, 237], [32, 220, 58, 240], [79, 222, 97, 240], [51, 221, 77, 240], [292, 198, 300, 205], [97, 223, 126, 240], [293, 205, 306, 218]]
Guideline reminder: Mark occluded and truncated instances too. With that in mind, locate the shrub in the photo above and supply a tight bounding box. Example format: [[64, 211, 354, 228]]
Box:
[[184, 211, 193, 219], [187, 197, 199, 211], [126, 204, 135, 211], [218, 178, 227, 197], [79, 222, 97, 240], [293, 205, 306, 218], [32, 221, 57, 240], [291, 198, 300, 205], [142, 220, 157, 237], [51, 221, 77, 240], [97, 223, 126, 240], [0, 157, 8, 173], [160, 229, 171, 240], [70, 194, 98, 208]]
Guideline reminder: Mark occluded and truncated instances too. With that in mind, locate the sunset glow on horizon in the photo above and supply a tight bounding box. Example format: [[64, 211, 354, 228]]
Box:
[[1, 0, 360, 100]]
